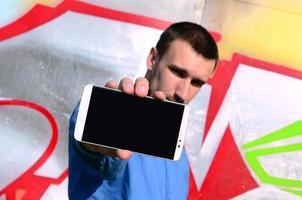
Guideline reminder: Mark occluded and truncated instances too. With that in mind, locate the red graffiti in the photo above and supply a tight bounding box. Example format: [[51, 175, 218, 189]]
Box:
[[0, 100, 67, 200], [0, 0, 221, 42], [188, 54, 302, 199]]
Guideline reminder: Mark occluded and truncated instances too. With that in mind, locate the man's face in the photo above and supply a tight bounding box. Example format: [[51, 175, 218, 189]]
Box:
[[147, 39, 216, 104]]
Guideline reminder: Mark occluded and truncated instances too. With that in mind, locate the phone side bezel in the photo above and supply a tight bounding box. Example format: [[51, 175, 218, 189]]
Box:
[[74, 84, 93, 142], [173, 104, 189, 161]]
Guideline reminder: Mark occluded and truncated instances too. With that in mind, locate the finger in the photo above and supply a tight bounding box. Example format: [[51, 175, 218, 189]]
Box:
[[118, 77, 134, 95], [105, 80, 118, 89], [117, 149, 133, 160], [134, 77, 149, 97], [151, 91, 166, 101]]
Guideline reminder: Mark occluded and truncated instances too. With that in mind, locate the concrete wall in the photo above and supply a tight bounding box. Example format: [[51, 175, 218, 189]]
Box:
[[0, 0, 301, 199]]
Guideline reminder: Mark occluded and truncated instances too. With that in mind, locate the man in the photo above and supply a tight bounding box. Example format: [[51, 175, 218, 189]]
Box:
[[69, 22, 218, 199]]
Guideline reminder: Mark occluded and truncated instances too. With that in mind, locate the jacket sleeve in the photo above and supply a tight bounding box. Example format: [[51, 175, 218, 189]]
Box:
[[69, 102, 127, 180]]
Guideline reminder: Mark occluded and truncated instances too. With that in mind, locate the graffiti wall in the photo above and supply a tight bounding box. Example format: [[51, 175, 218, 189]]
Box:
[[0, 0, 301, 199]]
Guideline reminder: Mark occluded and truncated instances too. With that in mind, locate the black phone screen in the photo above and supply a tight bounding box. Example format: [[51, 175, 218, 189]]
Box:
[[82, 86, 185, 159]]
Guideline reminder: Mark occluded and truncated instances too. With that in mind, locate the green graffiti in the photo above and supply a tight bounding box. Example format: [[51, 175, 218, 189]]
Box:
[[282, 188, 302, 196], [242, 120, 302, 197]]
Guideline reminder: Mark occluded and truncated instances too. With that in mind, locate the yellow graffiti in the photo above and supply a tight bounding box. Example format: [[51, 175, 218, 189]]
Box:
[[218, 0, 302, 70], [24, 0, 62, 7], [18, 0, 63, 19]]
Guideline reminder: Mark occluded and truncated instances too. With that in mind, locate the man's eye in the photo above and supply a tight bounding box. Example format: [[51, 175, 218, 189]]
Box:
[[171, 68, 186, 78], [191, 80, 205, 88]]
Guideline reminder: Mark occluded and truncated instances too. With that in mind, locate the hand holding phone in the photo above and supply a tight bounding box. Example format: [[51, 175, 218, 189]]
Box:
[[75, 78, 189, 160]]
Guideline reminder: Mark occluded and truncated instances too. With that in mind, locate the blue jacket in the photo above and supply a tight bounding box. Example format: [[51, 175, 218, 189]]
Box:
[[68, 104, 189, 200]]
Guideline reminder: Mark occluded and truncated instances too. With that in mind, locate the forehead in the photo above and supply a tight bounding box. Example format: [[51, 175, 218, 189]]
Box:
[[161, 39, 216, 80]]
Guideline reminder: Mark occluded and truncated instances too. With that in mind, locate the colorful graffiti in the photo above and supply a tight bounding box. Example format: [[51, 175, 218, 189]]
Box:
[[188, 53, 302, 199], [0, 0, 301, 199], [0, 0, 62, 27], [243, 121, 302, 197]]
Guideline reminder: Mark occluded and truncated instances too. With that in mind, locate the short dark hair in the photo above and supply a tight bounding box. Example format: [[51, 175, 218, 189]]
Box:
[[156, 22, 219, 66]]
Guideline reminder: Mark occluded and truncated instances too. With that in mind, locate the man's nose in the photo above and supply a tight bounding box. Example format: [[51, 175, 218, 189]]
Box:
[[175, 79, 190, 104]]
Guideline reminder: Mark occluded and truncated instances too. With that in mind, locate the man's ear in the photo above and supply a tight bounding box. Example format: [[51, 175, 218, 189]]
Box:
[[146, 47, 158, 71]]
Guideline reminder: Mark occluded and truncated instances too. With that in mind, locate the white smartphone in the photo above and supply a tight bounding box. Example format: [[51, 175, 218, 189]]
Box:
[[74, 84, 189, 160]]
